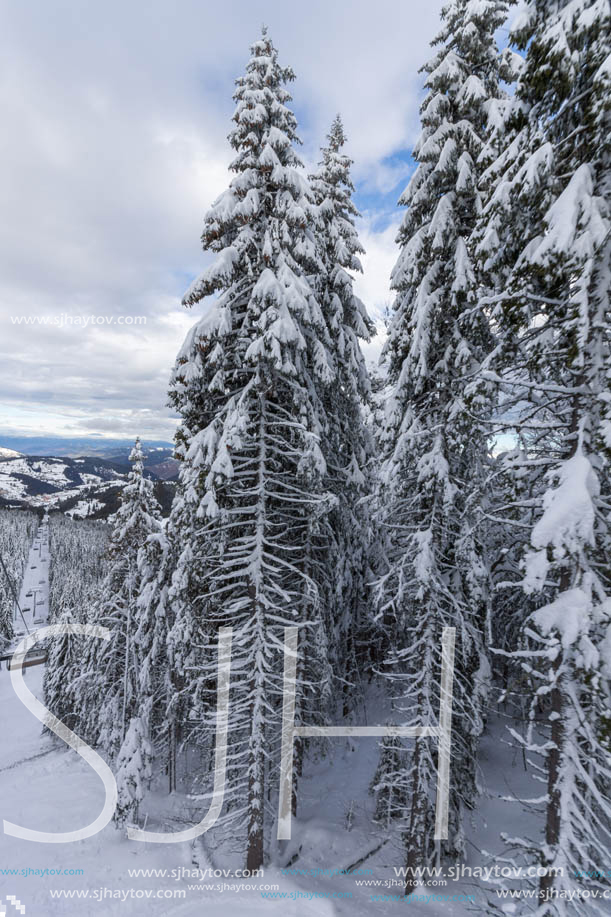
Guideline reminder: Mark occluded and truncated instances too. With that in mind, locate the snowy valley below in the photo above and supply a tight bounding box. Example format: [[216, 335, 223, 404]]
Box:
[[0, 450, 176, 518]]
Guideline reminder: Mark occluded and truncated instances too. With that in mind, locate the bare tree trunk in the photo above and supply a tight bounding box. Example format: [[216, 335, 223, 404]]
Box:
[[168, 718, 177, 794], [247, 774, 265, 871], [246, 510, 266, 875], [342, 631, 355, 719], [404, 734, 426, 895], [539, 655, 563, 897], [247, 662, 265, 872], [539, 392, 578, 897], [539, 567, 569, 899]]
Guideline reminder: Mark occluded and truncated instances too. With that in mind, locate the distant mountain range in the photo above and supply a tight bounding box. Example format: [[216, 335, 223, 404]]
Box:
[[0, 435, 173, 459], [0, 435, 178, 479], [0, 437, 178, 518]]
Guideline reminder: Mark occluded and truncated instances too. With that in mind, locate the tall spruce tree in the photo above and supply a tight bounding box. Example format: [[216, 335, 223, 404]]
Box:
[[309, 116, 376, 710], [476, 0, 611, 910], [131, 522, 176, 795], [45, 515, 109, 742], [43, 604, 83, 735], [0, 567, 15, 645], [78, 438, 162, 765], [376, 0, 510, 878], [167, 29, 338, 869], [0, 510, 36, 645], [112, 521, 175, 826]]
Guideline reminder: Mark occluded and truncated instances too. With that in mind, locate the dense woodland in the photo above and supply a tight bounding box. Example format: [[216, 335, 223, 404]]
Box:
[[0, 508, 37, 642], [8, 0, 608, 913]]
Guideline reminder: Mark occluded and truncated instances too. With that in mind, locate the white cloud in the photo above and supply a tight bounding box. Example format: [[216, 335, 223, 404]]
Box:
[[352, 214, 404, 368], [354, 216, 402, 320], [0, 0, 445, 439]]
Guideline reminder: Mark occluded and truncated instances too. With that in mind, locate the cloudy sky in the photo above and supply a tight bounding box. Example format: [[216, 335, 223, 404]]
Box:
[[0, 0, 449, 442]]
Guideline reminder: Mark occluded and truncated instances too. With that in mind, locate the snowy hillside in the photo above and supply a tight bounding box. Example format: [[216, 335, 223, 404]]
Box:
[[0, 455, 134, 512]]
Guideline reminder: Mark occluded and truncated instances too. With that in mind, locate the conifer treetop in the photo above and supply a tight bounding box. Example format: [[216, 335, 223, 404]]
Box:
[[384, 0, 507, 423], [175, 28, 331, 405], [108, 437, 161, 552], [310, 114, 375, 347], [181, 28, 318, 313]]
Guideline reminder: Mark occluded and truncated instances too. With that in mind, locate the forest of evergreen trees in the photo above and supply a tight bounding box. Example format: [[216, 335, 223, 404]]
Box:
[[40, 1, 610, 911]]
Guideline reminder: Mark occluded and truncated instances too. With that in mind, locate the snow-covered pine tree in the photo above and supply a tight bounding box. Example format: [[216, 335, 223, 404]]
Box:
[[0, 508, 36, 644], [376, 0, 510, 878], [109, 520, 176, 827], [309, 116, 376, 714], [114, 715, 153, 827], [133, 521, 176, 793], [79, 438, 162, 770], [369, 731, 408, 829], [168, 28, 336, 869], [43, 605, 81, 734], [0, 558, 15, 644], [45, 515, 109, 741], [476, 0, 611, 909]]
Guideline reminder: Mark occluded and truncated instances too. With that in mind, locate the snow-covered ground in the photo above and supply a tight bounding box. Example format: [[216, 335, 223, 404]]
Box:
[[0, 648, 546, 915], [65, 498, 104, 519], [0, 520, 561, 915], [0, 460, 68, 502], [0, 657, 331, 916]]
